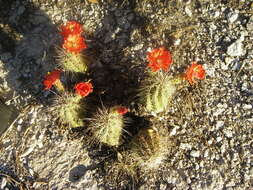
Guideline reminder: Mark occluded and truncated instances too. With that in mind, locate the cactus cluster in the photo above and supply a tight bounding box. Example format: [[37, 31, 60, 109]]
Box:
[[42, 21, 206, 183]]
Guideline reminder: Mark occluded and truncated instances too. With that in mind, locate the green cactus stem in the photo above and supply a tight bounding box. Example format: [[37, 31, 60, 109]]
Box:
[[58, 94, 86, 128], [89, 106, 127, 147], [139, 72, 184, 114], [58, 49, 89, 73]]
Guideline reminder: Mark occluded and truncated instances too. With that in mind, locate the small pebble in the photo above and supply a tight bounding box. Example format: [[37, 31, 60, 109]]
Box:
[[190, 150, 200, 158]]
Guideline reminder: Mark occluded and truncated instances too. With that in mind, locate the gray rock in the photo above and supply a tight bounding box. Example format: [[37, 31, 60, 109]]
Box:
[[227, 11, 239, 23], [227, 36, 246, 56]]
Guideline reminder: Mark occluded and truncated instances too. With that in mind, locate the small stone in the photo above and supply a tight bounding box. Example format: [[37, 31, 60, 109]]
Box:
[[132, 44, 143, 51], [225, 57, 233, 65], [231, 61, 241, 70], [241, 82, 248, 91], [170, 126, 179, 136], [185, 6, 192, 17], [17, 124, 22, 132], [204, 149, 209, 158], [221, 63, 228, 70], [216, 136, 222, 142], [227, 12, 239, 23], [180, 143, 192, 150], [174, 39, 181, 46], [17, 6, 25, 15], [224, 129, 233, 138], [243, 104, 252, 110], [190, 150, 200, 157], [208, 139, 213, 145], [226, 180, 235, 187], [216, 121, 224, 129], [227, 36, 246, 57]]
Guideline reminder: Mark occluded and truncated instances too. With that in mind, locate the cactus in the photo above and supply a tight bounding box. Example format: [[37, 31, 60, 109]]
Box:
[[139, 72, 184, 114], [89, 106, 128, 147], [103, 151, 138, 185], [58, 94, 86, 128], [106, 126, 170, 181], [58, 49, 89, 73], [129, 126, 169, 170]]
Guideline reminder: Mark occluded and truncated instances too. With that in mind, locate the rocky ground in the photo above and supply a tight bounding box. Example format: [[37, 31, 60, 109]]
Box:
[[0, 0, 252, 189]]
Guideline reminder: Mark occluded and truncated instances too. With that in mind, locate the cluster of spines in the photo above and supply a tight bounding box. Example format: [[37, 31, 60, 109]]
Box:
[[58, 50, 89, 73], [89, 106, 128, 147]]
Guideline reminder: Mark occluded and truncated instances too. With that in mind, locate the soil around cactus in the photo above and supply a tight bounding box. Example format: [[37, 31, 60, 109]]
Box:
[[0, 0, 253, 190]]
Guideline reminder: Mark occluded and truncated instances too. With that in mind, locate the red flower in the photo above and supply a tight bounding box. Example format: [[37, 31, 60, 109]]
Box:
[[63, 34, 87, 53], [60, 21, 83, 38], [147, 47, 173, 72], [74, 82, 93, 97], [116, 106, 128, 115], [185, 62, 206, 84], [43, 69, 61, 90]]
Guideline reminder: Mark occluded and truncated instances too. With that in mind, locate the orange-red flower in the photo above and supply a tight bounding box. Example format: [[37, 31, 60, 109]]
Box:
[[63, 34, 87, 53], [60, 21, 83, 38], [147, 47, 173, 72], [74, 82, 93, 97], [43, 69, 62, 90], [116, 106, 128, 115], [185, 62, 206, 84]]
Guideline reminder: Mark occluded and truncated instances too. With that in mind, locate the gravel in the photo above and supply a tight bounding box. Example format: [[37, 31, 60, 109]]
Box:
[[0, 0, 253, 190]]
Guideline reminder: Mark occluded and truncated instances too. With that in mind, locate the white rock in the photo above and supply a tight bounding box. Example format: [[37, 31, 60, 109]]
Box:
[[180, 143, 192, 150], [227, 36, 246, 56], [224, 129, 233, 138], [228, 12, 239, 23], [185, 6, 192, 17], [170, 126, 179, 136], [174, 39, 181, 46], [190, 150, 200, 157], [216, 121, 224, 129], [216, 136, 222, 142], [243, 104, 252, 110], [204, 149, 209, 157]]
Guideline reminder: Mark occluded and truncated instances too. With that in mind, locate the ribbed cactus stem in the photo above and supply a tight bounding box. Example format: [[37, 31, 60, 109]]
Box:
[[58, 95, 86, 128], [140, 72, 184, 114], [58, 50, 89, 73], [90, 106, 127, 147]]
